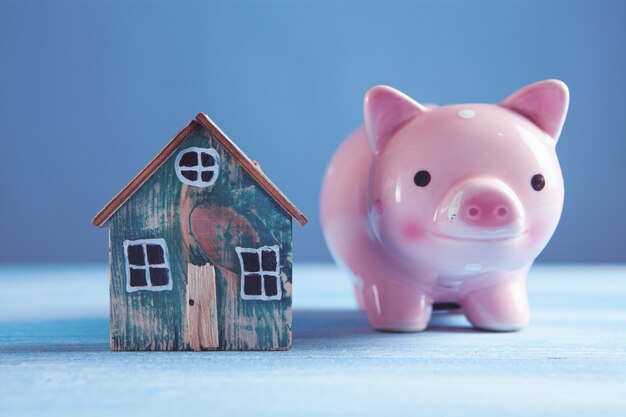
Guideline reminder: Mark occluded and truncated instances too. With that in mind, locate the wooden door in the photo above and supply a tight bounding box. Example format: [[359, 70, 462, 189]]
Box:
[[184, 263, 219, 350]]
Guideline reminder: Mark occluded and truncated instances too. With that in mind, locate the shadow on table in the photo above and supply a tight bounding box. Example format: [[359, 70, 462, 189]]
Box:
[[293, 308, 477, 345], [0, 310, 479, 353]]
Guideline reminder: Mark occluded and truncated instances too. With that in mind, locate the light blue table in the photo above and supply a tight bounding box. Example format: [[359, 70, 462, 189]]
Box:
[[1, 264, 625, 416]]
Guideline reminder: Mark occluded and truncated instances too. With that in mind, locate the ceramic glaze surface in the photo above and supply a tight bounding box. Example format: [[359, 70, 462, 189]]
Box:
[[320, 80, 569, 332]]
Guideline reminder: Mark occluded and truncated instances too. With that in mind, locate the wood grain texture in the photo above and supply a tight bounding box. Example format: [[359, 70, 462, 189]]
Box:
[[107, 125, 293, 351], [2, 264, 626, 416], [184, 263, 219, 351]]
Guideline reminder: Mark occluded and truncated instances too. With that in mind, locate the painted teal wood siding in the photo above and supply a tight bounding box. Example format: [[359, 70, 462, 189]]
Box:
[[107, 126, 292, 351]]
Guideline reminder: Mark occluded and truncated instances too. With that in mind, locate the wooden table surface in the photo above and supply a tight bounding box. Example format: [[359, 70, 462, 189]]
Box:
[[0, 264, 625, 416]]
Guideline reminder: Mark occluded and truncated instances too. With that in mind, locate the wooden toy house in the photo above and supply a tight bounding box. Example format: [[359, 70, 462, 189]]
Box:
[[93, 113, 307, 351]]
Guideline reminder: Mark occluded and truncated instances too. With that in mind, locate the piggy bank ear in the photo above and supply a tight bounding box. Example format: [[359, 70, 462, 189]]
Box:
[[500, 80, 569, 142], [364, 86, 427, 154]]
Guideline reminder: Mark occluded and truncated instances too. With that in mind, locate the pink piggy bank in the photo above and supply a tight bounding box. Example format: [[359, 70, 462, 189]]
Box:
[[320, 80, 569, 332]]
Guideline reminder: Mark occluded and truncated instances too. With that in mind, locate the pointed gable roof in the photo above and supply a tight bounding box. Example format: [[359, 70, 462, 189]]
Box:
[[93, 113, 308, 227]]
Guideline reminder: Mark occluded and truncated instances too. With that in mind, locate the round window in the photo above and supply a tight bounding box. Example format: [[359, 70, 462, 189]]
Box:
[[174, 147, 220, 187]]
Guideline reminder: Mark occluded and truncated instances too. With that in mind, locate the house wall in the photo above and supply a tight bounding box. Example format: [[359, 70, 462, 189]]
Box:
[[107, 125, 293, 351]]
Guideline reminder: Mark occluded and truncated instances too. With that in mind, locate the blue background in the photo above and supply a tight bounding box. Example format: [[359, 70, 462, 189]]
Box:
[[0, 0, 624, 263]]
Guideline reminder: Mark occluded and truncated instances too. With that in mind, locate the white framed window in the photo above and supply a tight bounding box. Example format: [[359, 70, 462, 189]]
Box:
[[236, 245, 281, 301], [174, 147, 220, 187], [123, 238, 172, 292]]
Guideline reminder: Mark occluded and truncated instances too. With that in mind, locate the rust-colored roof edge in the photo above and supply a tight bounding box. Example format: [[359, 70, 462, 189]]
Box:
[[93, 114, 308, 228], [92, 120, 201, 227], [194, 112, 308, 226]]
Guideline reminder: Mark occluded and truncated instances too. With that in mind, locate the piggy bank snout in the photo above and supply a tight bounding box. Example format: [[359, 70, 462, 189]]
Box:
[[438, 179, 525, 239], [460, 191, 518, 228]]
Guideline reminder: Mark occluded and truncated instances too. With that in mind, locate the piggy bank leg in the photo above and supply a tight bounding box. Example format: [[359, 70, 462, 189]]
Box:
[[362, 280, 433, 332], [461, 278, 529, 332]]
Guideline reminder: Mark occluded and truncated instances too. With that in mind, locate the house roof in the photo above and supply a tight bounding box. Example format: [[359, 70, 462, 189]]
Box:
[[92, 113, 308, 227]]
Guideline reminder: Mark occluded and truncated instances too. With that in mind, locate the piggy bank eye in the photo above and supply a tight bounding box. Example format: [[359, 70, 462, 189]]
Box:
[[531, 174, 545, 191], [414, 170, 431, 187]]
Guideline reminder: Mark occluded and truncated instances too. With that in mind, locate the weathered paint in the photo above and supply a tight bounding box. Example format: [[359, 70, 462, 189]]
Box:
[[107, 126, 293, 351]]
